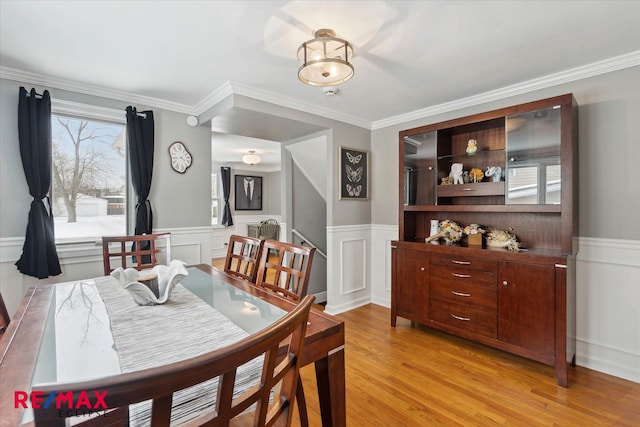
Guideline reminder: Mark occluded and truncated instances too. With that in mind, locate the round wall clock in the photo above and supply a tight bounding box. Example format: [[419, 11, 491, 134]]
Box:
[[169, 141, 192, 174]]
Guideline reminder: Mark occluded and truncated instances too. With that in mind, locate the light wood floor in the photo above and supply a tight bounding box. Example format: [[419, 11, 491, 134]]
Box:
[[298, 304, 640, 426], [212, 259, 640, 425]]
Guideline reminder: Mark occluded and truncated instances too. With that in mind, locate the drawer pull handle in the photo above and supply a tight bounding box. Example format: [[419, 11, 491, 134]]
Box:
[[451, 291, 471, 297], [420, 267, 425, 271], [451, 314, 471, 321], [452, 273, 471, 278], [451, 260, 470, 265], [460, 188, 475, 191]]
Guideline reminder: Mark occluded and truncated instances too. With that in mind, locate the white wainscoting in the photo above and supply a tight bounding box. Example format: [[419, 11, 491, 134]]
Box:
[[370, 225, 397, 308], [325, 225, 372, 315], [0, 226, 213, 316], [575, 237, 640, 383]]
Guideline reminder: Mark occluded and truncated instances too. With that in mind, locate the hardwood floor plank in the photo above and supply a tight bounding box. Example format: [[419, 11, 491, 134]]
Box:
[[298, 304, 640, 427], [212, 259, 639, 426]]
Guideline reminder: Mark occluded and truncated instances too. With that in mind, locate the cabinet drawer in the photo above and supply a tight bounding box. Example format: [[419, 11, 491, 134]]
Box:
[[430, 276, 496, 308], [429, 300, 496, 338], [431, 264, 496, 286], [430, 253, 496, 273]]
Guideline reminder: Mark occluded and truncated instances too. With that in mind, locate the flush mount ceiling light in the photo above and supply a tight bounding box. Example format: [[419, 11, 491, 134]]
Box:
[[242, 150, 261, 165], [297, 29, 354, 87]]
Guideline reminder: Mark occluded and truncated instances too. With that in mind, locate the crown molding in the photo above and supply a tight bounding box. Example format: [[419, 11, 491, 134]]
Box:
[[224, 81, 371, 130], [371, 50, 640, 130], [0, 66, 194, 114], [3, 50, 638, 131]]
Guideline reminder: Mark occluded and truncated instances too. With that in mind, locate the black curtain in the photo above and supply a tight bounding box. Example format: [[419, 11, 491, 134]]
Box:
[[220, 166, 233, 226], [15, 87, 61, 279], [125, 107, 154, 260]]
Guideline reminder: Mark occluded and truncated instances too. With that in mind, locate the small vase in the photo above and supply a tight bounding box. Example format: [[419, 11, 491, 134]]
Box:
[[429, 219, 440, 245]]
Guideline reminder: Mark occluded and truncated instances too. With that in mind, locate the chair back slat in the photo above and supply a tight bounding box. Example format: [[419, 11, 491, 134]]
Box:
[[0, 293, 10, 335], [224, 235, 263, 283], [101, 233, 171, 275], [256, 240, 315, 302], [32, 295, 314, 427]]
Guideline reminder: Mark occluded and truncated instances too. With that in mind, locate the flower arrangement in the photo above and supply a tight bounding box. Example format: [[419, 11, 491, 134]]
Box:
[[424, 219, 462, 245], [463, 223, 486, 236]]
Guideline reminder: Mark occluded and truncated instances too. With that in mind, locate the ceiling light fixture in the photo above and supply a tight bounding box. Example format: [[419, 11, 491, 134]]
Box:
[[297, 29, 354, 87], [242, 150, 261, 165]]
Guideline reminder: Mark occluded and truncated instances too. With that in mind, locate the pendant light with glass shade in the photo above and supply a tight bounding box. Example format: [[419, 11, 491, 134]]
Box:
[[297, 29, 354, 87], [242, 150, 261, 165]]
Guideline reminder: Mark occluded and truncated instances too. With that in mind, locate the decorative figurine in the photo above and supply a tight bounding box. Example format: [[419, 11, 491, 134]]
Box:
[[463, 171, 470, 183], [466, 139, 478, 154], [450, 163, 464, 184], [469, 168, 484, 183], [485, 166, 503, 182]]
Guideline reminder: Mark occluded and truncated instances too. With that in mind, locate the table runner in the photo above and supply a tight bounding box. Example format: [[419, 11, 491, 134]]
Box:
[[94, 276, 263, 426]]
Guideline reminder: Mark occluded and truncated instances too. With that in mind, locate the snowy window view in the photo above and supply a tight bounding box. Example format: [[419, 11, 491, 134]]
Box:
[[51, 114, 127, 241]]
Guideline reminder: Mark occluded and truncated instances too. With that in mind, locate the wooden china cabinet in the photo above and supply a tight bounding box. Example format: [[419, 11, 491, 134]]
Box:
[[391, 94, 578, 386]]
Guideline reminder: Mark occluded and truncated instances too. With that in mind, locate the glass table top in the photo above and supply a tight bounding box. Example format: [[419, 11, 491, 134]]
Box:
[[23, 267, 286, 423]]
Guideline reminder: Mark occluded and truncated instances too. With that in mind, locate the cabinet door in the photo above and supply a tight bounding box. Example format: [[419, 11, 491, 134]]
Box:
[[392, 247, 429, 324], [498, 262, 555, 357]]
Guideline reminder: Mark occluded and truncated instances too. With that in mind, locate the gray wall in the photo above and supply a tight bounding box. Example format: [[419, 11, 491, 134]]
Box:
[[230, 95, 371, 227], [371, 66, 640, 240], [292, 162, 327, 252], [0, 77, 212, 238]]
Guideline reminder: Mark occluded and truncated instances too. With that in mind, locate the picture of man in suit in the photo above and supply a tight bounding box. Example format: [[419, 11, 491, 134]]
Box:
[[235, 175, 262, 210]]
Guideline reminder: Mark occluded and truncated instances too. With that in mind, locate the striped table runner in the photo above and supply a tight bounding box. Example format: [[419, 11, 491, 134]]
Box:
[[95, 276, 263, 426]]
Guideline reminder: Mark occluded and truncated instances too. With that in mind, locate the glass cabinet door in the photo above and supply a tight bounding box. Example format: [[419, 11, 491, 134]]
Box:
[[506, 106, 562, 204], [403, 131, 437, 206]]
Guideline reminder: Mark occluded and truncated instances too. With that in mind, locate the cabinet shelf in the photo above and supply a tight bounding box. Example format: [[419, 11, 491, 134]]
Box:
[[437, 149, 503, 161], [402, 204, 562, 213]]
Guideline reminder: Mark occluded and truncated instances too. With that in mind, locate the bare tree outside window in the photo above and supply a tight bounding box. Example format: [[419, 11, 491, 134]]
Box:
[[51, 114, 127, 240]]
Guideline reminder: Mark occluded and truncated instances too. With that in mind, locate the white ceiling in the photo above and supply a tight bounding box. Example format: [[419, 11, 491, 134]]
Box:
[[1, 1, 639, 170]]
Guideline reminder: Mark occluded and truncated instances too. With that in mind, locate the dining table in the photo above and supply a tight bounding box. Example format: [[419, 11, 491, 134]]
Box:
[[0, 264, 345, 426]]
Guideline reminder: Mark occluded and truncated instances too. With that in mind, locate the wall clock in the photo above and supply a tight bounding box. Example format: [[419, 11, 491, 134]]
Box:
[[168, 141, 192, 174]]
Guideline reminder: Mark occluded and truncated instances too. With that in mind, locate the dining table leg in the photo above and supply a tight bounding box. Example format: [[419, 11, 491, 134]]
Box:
[[315, 346, 346, 427]]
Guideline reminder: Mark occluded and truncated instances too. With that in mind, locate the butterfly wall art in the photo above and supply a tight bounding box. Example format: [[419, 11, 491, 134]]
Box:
[[340, 147, 369, 200]]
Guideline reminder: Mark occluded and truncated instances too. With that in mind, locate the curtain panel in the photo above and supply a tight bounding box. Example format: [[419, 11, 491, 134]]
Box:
[[125, 107, 154, 262], [125, 106, 154, 235], [221, 166, 233, 226], [15, 87, 61, 279]]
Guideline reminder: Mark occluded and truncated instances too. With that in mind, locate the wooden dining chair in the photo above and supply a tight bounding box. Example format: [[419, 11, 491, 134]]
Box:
[[101, 232, 171, 275], [254, 240, 316, 426], [33, 295, 315, 427], [224, 235, 263, 282], [255, 240, 316, 302], [0, 293, 10, 335]]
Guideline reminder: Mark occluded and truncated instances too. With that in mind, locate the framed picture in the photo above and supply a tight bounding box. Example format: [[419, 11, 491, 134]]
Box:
[[235, 175, 262, 210], [339, 147, 369, 200]]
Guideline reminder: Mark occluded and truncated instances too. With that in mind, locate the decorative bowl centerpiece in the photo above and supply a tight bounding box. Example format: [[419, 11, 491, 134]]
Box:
[[486, 229, 521, 252], [111, 260, 189, 305]]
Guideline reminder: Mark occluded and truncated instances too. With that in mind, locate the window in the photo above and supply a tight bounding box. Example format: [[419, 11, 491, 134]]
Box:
[[211, 172, 219, 225], [51, 113, 127, 242]]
